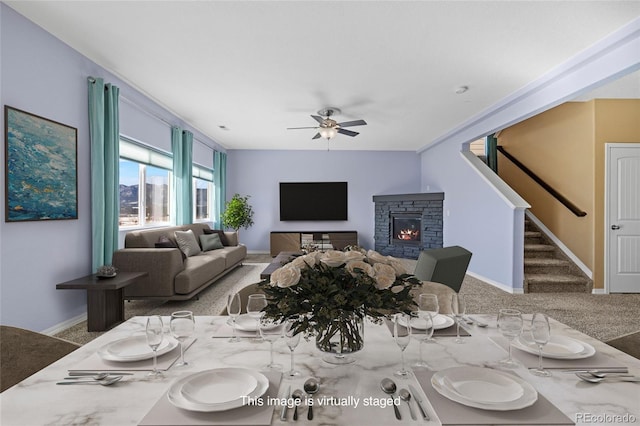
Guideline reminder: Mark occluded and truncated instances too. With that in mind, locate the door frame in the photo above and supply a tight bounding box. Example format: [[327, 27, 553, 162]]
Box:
[[604, 143, 640, 293]]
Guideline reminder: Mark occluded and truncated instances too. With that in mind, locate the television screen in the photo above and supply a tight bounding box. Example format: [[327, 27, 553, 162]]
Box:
[[279, 182, 348, 221]]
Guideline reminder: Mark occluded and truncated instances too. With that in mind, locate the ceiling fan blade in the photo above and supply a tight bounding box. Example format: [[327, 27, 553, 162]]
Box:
[[312, 132, 322, 140], [337, 119, 367, 127], [311, 115, 325, 124], [287, 126, 318, 130], [337, 128, 359, 137]]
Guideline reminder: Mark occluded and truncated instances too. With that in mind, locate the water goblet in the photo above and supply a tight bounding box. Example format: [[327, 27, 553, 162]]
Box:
[[530, 313, 552, 377], [412, 311, 434, 368], [451, 293, 466, 343], [417, 293, 439, 343], [393, 313, 412, 378], [227, 292, 241, 343], [145, 315, 164, 378], [246, 294, 267, 341], [259, 317, 283, 371], [170, 311, 194, 367], [284, 320, 302, 379], [497, 309, 523, 368]]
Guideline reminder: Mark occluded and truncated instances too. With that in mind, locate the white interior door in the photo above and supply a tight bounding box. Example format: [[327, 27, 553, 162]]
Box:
[[607, 143, 640, 293]]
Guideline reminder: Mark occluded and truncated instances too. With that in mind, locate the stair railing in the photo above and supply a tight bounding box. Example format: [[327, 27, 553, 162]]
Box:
[[497, 146, 587, 217]]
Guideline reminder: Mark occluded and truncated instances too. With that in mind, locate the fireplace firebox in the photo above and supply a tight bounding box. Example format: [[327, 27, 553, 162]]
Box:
[[391, 213, 421, 244]]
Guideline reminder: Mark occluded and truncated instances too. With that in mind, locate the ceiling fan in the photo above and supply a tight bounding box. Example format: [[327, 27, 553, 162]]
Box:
[[287, 108, 367, 140]]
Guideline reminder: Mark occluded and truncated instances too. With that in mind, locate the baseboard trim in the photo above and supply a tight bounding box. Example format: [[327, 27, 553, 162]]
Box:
[[592, 288, 606, 295], [247, 250, 270, 255], [466, 271, 524, 294], [41, 312, 87, 336], [526, 211, 593, 279]]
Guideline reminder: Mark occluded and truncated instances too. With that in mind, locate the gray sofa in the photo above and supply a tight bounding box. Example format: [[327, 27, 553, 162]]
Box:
[[112, 223, 247, 300]]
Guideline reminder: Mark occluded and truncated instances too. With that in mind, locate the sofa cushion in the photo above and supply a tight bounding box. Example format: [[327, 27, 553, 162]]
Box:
[[203, 228, 230, 246], [202, 245, 247, 269], [174, 255, 225, 294], [200, 233, 224, 251], [175, 230, 201, 257], [155, 235, 178, 248]]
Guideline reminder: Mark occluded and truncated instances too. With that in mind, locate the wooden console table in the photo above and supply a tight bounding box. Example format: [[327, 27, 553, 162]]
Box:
[[269, 231, 357, 256], [56, 272, 147, 331]]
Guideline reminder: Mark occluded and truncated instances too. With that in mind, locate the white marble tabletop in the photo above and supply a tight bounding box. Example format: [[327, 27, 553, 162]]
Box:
[[1, 315, 639, 426]]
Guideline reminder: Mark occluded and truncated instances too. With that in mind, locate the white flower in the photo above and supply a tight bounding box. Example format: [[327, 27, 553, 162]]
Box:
[[321, 250, 347, 267], [290, 254, 315, 270], [346, 260, 375, 278], [386, 256, 407, 275], [373, 263, 397, 289], [344, 250, 366, 262], [366, 249, 389, 265], [271, 266, 301, 288]]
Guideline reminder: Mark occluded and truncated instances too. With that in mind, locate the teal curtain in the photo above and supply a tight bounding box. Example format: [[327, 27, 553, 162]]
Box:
[[88, 77, 120, 272], [172, 127, 193, 225], [213, 150, 227, 228], [486, 133, 498, 173]]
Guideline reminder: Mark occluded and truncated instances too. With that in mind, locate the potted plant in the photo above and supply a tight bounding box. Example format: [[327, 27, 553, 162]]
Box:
[[221, 194, 255, 234]]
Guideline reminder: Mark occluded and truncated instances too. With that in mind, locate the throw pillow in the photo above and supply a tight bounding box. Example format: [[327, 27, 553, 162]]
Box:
[[174, 230, 202, 257], [155, 235, 177, 248], [200, 233, 224, 251], [203, 228, 229, 246]]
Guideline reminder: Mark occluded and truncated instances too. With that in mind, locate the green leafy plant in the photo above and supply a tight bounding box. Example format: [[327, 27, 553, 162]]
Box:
[[259, 247, 420, 352], [221, 194, 255, 232]]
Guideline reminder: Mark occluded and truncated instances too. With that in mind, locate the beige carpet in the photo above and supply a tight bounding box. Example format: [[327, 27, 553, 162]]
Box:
[[56, 255, 640, 357]]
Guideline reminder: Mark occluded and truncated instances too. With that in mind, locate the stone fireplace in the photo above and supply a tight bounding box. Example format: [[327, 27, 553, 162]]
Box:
[[373, 193, 444, 259]]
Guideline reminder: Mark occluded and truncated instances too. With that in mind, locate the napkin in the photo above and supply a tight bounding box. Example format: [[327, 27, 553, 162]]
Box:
[[138, 370, 282, 426], [69, 338, 197, 372], [490, 336, 627, 370], [413, 369, 574, 425], [384, 318, 471, 337]]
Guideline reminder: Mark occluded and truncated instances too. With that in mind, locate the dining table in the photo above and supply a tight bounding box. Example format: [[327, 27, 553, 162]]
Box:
[[1, 314, 639, 426]]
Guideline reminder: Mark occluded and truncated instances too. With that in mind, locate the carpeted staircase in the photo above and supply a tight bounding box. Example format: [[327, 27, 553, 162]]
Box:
[[524, 219, 593, 293]]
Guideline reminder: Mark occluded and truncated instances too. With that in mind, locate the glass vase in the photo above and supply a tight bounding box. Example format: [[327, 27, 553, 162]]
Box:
[[315, 313, 364, 364]]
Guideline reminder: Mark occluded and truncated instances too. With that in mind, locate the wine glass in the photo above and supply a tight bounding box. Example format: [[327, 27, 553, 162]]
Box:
[[412, 310, 434, 368], [393, 313, 412, 378], [145, 315, 164, 378], [417, 293, 439, 343], [170, 311, 194, 367], [530, 313, 552, 377], [227, 292, 242, 343], [259, 317, 283, 371], [451, 293, 466, 343], [497, 309, 523, 368], [284, 320, 302, 379], [246, 294, 267, 341]]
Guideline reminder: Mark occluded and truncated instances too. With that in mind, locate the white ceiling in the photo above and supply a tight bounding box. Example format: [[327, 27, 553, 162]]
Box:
[[5, 1, 640, 151]]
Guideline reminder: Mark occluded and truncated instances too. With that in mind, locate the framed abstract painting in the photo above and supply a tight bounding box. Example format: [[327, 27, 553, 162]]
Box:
[[4, 106, 78, 222]]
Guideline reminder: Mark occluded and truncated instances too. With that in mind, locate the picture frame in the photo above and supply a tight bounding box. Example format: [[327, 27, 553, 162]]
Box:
[[4, 106, 78, 222]]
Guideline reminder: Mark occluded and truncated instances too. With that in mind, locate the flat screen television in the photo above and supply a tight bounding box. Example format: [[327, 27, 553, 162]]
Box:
[[279, 182, 348, 221]]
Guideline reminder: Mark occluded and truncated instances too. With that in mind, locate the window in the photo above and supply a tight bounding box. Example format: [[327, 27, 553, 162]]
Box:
[[119, 138, 172, 228], [193, 165, 214, 222]]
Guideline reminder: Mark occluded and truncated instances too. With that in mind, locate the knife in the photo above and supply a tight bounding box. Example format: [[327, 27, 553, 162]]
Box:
[[280, 385, 291, 421], [408, 385, 430, 421], [68, 371, 134, 376], [561, 368, 629, 374]]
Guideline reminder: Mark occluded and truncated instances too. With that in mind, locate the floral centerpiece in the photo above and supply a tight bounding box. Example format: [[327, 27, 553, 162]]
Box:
[[258, 247, 420, 361]]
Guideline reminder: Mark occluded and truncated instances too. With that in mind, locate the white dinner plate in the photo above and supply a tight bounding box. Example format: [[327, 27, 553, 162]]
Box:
[[399, 314, 454, 330], [230, 314, 280, 332], [432, 366, 538, 411], [98, 335, 178, 362], [168, 368, 269, 412], [513, 335, 596, 359]]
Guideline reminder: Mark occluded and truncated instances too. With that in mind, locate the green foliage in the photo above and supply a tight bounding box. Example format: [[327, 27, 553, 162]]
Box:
[[258, 249, 420, 351], [221, 193, 254, 231]]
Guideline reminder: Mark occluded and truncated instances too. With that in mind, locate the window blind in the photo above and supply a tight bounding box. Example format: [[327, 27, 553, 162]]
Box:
[[120, 137, 172, 170]]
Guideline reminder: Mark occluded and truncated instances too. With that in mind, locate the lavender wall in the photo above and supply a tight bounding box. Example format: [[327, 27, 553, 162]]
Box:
[[226, 150, 421, 252], [0, 5, 221, 332]]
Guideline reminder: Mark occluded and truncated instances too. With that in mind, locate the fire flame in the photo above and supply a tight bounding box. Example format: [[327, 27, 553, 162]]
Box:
[[397, 229, 419, 240]]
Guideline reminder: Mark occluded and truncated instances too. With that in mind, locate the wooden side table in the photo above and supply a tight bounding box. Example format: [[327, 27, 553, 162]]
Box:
[[56, 272, 148, 332]]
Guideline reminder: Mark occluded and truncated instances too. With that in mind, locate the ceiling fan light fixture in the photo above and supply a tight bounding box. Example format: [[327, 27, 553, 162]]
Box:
[[319, 126, 338, 140]]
